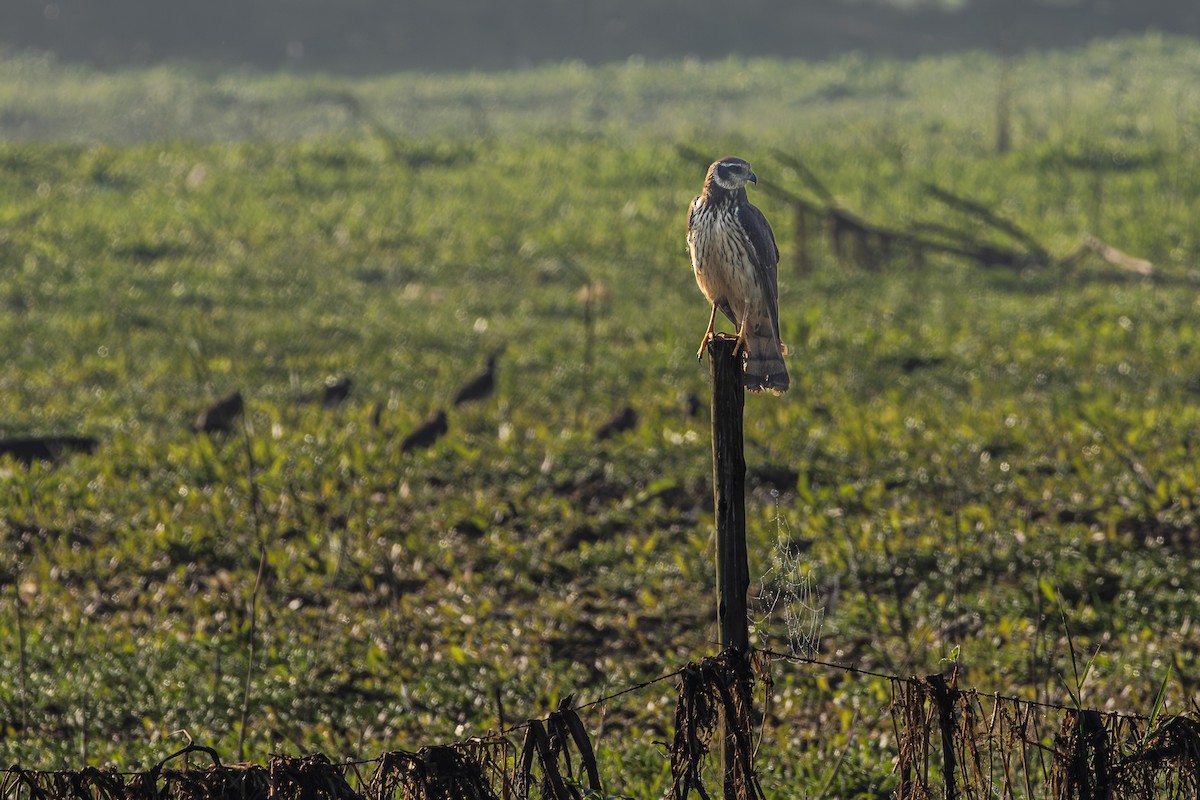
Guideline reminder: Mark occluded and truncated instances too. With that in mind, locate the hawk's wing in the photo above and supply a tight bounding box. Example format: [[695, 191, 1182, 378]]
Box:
[[737, 200, 782, 339]]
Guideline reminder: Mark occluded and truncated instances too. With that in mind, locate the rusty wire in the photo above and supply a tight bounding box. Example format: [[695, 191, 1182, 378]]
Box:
[[7, 648, 1200, 800]]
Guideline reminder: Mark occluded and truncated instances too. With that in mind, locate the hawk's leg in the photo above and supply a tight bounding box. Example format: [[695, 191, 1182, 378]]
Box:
[[732, 301, 752, 357], [696, 303, 718, 361]]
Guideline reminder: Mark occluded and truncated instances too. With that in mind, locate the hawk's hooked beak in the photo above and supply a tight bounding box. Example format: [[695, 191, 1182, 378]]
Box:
[[748, 171, 758, 184]]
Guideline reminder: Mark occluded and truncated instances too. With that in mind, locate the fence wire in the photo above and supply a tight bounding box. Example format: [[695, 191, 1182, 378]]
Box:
[[4, 648, 1199, 800]]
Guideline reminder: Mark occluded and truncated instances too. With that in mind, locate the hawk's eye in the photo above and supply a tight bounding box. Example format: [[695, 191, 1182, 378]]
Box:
[[717, 161, 747, 183]]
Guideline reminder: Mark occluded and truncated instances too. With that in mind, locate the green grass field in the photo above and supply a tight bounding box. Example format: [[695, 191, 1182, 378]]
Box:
[[3, 34, 1200, 796]]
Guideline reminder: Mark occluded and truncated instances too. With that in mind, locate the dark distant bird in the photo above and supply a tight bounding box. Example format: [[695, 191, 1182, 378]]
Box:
[[295, 376, 353, 408], [401, 409, 448, 452], [594, 405, 637, 441], [0, 435, 98, 465], [452, 353, 498, 407], [686, 156, 789, 394], [321, 376, 353, 408], [193, 391, 244, 434]]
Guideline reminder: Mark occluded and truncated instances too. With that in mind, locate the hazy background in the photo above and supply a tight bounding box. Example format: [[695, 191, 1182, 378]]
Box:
[[3, 0, 1198, 73]]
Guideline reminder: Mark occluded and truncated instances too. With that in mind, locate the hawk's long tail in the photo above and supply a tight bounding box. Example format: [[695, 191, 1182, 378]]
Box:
[[743, 333, 789, 395]]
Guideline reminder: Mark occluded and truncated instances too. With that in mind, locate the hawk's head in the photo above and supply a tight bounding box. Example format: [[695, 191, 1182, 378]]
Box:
[[707, 157, 757, 192]]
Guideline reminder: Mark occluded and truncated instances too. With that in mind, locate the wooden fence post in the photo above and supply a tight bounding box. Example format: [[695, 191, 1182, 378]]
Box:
[[709, 337, 749, 653], [708, 336, 751, 800]]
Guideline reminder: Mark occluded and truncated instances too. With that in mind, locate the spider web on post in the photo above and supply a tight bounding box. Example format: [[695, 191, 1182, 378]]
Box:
[[750, 494, 825, 658]]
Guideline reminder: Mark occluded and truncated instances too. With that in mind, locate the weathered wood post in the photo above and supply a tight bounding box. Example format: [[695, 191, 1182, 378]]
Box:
[[709, 336, 749, 653], [707, 335, 751, 800]]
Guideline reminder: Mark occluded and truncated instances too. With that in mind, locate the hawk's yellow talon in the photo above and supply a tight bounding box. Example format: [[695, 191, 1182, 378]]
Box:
[[696, 303, 719, 361]]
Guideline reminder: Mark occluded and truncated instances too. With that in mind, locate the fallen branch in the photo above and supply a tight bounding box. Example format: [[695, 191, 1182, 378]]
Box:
[[923, 182, 1051, 265], [1061, 234, 1155, 277]]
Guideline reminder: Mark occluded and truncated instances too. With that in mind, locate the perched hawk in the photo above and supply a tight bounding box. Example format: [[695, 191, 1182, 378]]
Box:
[[687, 156, 789, 395]]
